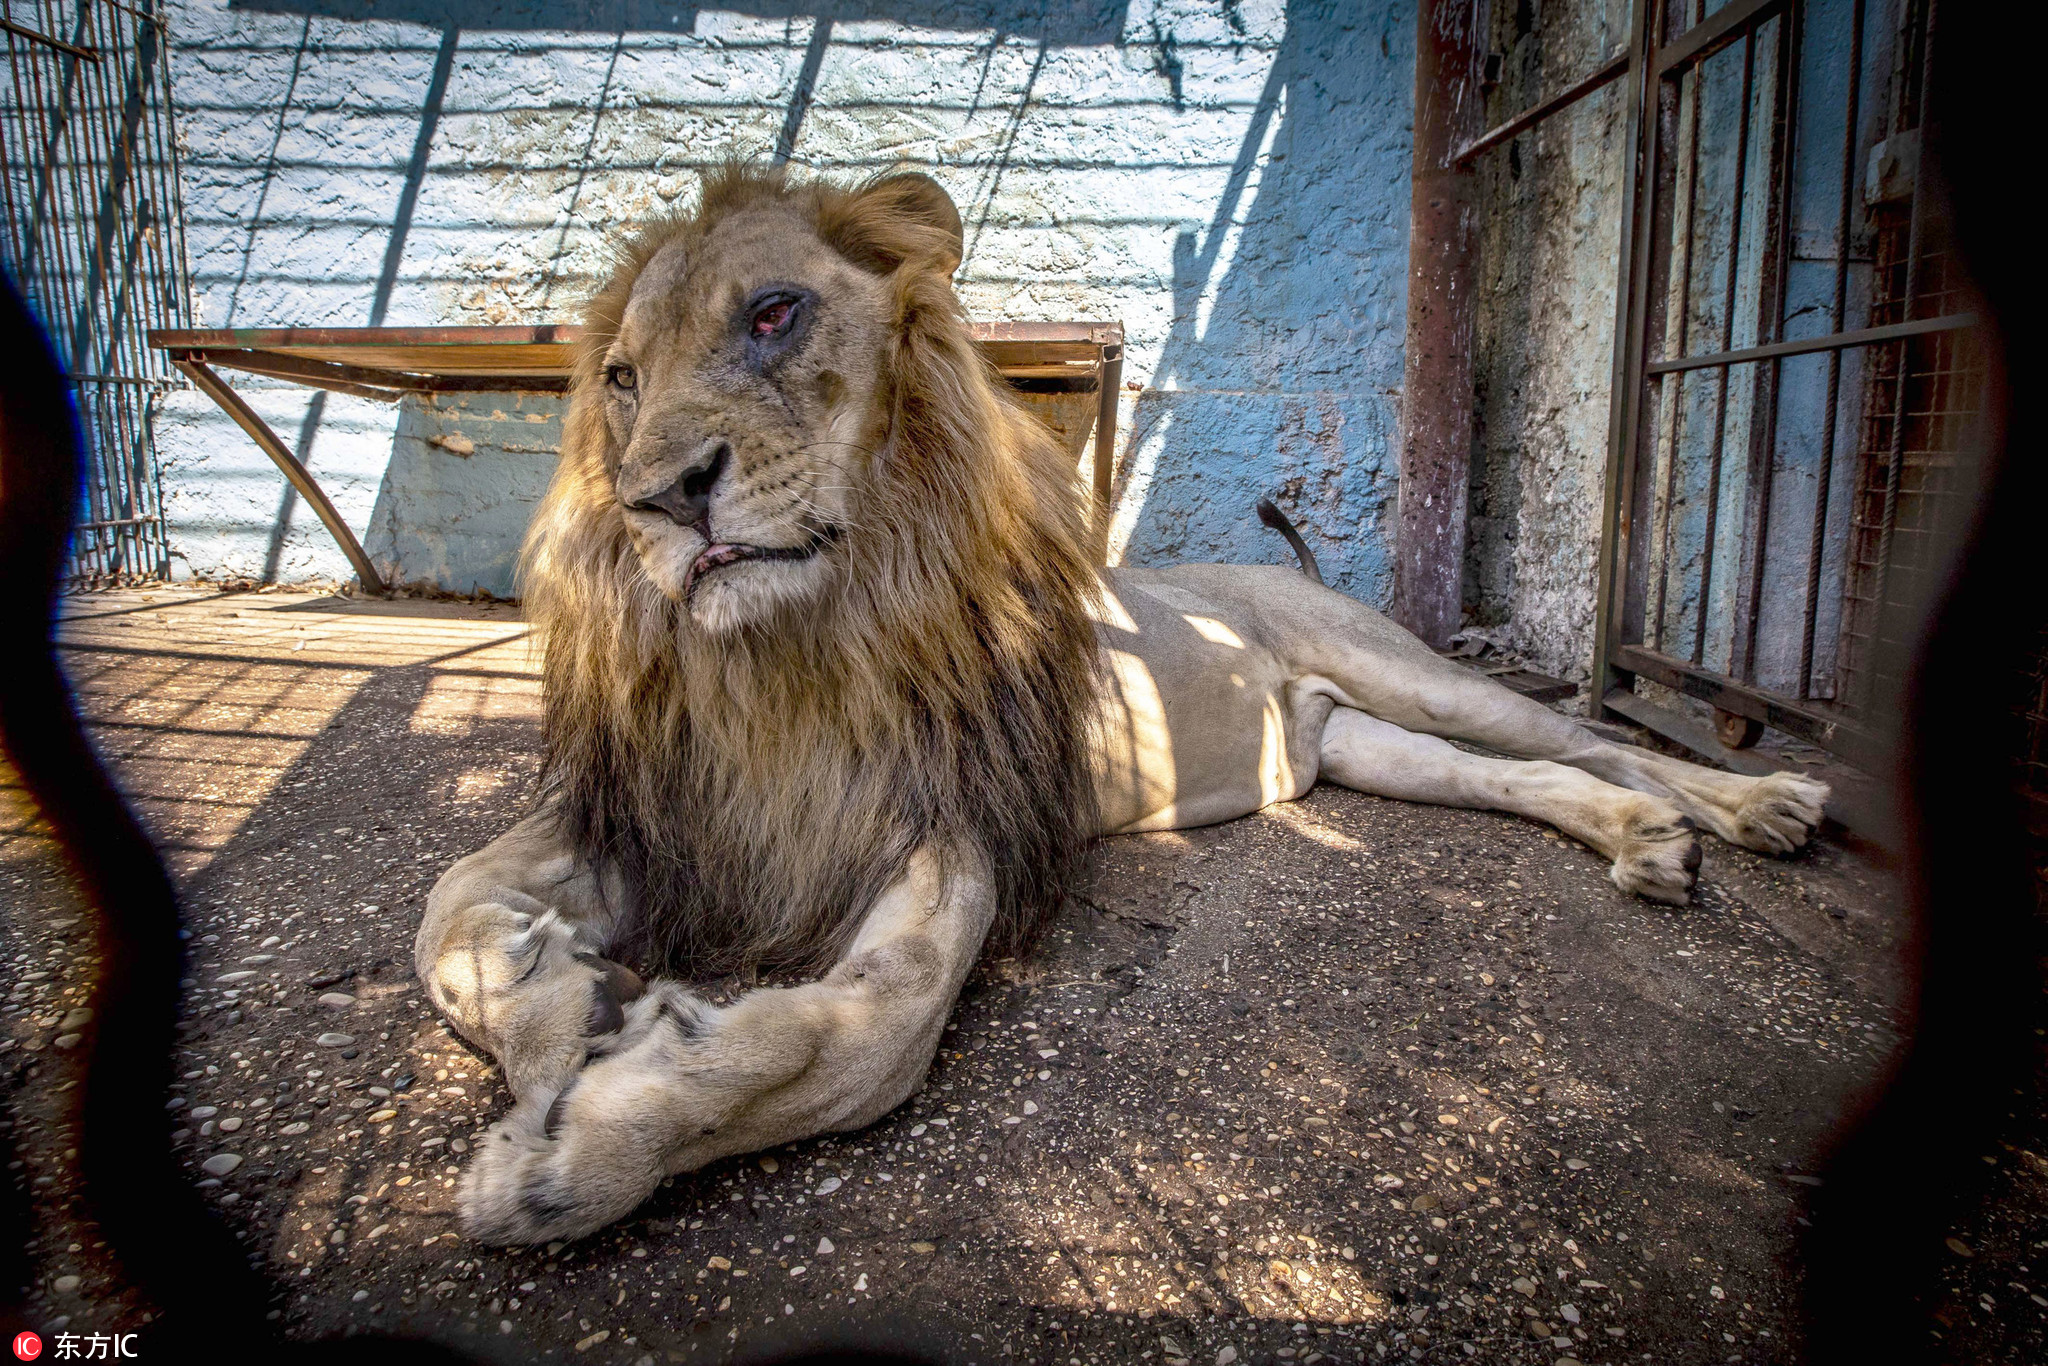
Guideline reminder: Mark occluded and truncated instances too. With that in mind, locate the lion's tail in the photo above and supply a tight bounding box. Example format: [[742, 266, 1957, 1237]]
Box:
[[1256, 498, 1324, 585]]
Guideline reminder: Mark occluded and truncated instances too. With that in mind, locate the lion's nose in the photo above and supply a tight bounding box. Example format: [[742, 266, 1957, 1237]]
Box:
[[625, 441, 729, 532]]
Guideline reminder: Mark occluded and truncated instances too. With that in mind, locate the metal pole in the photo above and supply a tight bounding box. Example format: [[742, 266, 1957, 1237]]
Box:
[[1092, 341, 1123, 565], [1392, 0, 1486, 648], [171, 358, 388, 594]]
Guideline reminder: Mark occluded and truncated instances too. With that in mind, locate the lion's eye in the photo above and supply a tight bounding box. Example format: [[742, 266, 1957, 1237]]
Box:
[[751, 300, 794, 338], [607, 364, 637, 391]]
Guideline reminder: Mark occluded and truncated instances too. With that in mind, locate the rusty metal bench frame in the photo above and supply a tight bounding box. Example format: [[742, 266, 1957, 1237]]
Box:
[[149, 322, 1125, 594]]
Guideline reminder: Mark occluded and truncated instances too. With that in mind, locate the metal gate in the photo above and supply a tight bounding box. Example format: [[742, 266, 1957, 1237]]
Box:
[[1, 0, 191, 583], [1590, 0, 1984, 774]]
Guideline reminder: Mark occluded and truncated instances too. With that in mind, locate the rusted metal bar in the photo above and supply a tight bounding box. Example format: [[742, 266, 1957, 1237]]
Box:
[[1647, 311, 1975, 373], [1654, 0, 1786, 75], [1592, 0, 1665, 709], [177, 353, 408, 404], [1731, 8, 1800, 682], [185, 348, 571, 397], [1651, 3, 1706, 654], [1693, 28, 1759, 668], [185, 348, 437, 393], [0, 16, 101, 63], [1797, 0, 1867, 702], [171, 358, 387, 595], [1392, 0, 1486, 648], [152, 324, 582, 349], [1091, 342, 1123, 564], [1612, 643, 1885, 769], [1453, 50, 1630, 165], [155, 320, 1124, 351]]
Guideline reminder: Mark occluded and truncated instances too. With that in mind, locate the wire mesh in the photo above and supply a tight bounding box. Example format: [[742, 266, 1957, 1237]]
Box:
[[0, 0, 191, 584]]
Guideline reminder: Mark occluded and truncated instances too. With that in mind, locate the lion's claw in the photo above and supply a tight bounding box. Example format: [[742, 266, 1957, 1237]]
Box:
[[575, 952, 644, 1036]]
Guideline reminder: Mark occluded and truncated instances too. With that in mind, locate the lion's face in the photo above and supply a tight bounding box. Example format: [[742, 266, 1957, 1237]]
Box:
[[602, 199, 896, 632]]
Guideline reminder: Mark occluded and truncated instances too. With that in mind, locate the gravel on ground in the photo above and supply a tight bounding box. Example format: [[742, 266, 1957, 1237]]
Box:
[[4, 587, 2042, 1365]]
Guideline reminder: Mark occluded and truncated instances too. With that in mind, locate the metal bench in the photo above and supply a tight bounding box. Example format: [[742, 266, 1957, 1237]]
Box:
[[149, 323, 1125, 594]]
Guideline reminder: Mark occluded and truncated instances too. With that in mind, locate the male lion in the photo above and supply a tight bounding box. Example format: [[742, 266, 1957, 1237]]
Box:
[[417, 166, 1828, 1244]]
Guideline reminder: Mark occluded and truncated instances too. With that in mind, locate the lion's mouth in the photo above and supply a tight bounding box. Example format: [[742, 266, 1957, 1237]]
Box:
[[683, 526, 841, 597]]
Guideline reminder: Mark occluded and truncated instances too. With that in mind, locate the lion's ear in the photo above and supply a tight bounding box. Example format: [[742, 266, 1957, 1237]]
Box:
[[824, 172, 964, 276]]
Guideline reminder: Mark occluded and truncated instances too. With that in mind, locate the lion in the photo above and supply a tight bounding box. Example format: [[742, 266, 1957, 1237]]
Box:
[[415, 165, 1829, 1245]]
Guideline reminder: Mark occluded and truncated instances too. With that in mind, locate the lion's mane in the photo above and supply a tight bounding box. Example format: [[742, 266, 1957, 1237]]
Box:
[[520, 166, 1101, 978]]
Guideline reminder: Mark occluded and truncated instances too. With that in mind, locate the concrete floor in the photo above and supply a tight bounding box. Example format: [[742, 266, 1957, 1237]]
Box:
[[0, 587, 2033, 1364]]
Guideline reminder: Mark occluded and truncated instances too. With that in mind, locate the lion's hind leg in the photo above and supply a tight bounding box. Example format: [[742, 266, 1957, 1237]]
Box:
[[1318, 707, 1701, 903]]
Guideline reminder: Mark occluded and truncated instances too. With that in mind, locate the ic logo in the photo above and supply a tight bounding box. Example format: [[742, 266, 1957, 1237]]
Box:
[[11, 1332, 41, 1362]]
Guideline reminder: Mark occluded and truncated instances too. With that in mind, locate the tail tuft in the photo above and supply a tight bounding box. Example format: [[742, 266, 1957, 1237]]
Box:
[[1256, 499, 1324, 585]]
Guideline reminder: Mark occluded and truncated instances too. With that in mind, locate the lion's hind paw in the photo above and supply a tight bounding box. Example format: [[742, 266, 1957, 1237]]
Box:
[[1731, 772, 1829, 855], [1610, 804, 1702, 905]]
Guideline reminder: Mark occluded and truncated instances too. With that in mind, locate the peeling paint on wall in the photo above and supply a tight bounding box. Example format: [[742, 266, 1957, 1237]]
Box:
[[157, 0, 1415, 598]]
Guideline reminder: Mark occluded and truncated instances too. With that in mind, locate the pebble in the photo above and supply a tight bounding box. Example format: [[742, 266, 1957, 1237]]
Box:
[[53, 1034, 81, 1050], [368, 1109, 397, 1123], [1022, 1101, 1039, 1115], [1512, 1277, 1538, 1296], [1216, 1348, 1239, 1366], [909, 1241, 934, 1254], [218, 1118, 243, 1133], [189, 1106, 219, 1120], [52, 1275, 80, 1294], [280, 1122, 310, 1136], [1565, 1158, 1589, 1170], [201, 1154, 243, 1177], [816, 1237, 834, 1255], [574, 1330, 609, 1351], [814, 1176, 842, 1195], [315, 1033, 355, 1048], [59, 1008, 92, 1031], [853, 1274, 868, 1292], [318, 993, 357, 1009], [758, 1156, 779, 1173], [215, 971, 258, 984]]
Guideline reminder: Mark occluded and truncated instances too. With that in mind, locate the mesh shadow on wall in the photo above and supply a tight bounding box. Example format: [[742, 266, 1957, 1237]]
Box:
[[229, 1, 1129, 43], [185, 2, 1410, 603]]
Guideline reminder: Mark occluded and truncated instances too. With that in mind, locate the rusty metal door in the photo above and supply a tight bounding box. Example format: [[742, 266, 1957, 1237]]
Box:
[[1591, 0, 1984, 773]]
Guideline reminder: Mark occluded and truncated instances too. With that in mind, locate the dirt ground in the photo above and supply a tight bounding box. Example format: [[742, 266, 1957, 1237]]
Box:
[[4, 587, 2043, 1365]]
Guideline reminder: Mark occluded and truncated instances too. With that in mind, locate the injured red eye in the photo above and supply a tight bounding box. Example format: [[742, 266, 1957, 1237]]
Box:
[[752, 301, 793, 337]]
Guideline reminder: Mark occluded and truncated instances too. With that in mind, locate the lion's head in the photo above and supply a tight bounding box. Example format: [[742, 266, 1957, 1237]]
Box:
[[521, 166, 1101, 976]]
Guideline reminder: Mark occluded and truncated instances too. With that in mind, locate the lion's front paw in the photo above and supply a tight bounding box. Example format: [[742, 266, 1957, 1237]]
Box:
[[1610, 802, 1702, 905], [1730, 772, 1829, 855], [460, 984, 718, 1245], [460, 1079, 660, 1246]]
